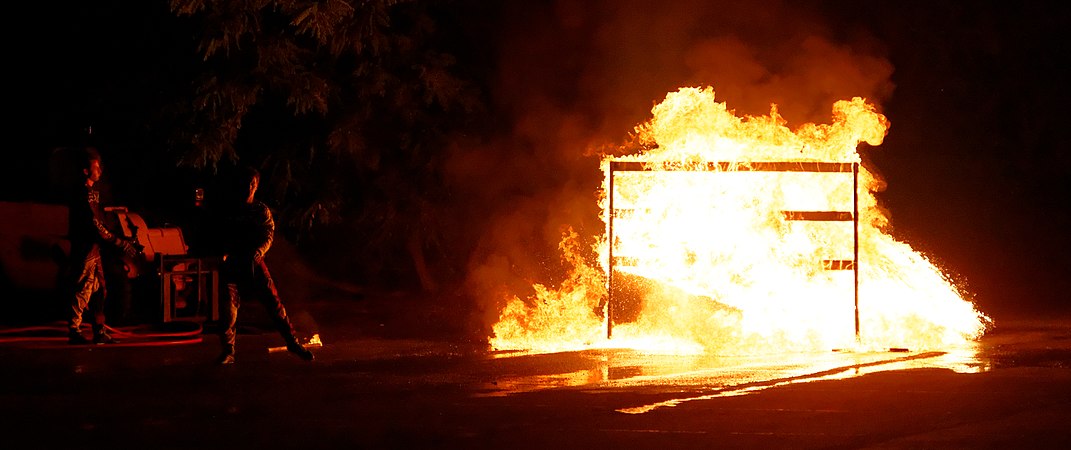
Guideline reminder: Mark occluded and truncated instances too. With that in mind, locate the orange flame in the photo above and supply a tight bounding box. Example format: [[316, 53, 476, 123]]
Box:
[[491, 86, 989, 355]]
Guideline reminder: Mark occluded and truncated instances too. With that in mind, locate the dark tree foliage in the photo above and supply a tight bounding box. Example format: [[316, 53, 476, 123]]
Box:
[[168, 0, 481, 290]]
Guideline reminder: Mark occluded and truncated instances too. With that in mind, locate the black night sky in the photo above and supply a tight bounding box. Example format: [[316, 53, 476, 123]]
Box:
[[8, 0, 1070, 323]]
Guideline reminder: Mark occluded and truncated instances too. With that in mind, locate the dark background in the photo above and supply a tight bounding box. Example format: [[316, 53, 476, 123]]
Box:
[[6, 1, 1069, 323]]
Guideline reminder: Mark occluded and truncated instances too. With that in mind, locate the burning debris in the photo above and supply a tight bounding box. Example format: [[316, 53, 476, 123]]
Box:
[[492, 87, 989, 355]]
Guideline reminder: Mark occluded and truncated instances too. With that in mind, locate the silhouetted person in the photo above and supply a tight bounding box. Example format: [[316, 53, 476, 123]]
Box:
[[65, 147, 140, 344], [216, 167, 313, 364]]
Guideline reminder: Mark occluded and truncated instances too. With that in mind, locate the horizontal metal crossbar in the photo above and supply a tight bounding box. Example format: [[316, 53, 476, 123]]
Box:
[[612, 257, 854, 270], [782, 211, 854, 221], [822, 259, 856, 270], [611, 208, 649, 219], [613, 209, 854, 221], [610, 161, 855, 173]]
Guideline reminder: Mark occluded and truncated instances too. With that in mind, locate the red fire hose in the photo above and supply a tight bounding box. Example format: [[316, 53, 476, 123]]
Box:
[[0, 321, 204, 348]]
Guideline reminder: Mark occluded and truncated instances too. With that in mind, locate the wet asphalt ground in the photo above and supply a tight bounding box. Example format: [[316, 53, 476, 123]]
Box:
[[1, 293, 1069, 450]]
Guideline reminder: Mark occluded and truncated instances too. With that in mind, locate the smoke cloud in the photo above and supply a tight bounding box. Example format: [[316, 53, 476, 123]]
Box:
[[449, 0, 895, 334]]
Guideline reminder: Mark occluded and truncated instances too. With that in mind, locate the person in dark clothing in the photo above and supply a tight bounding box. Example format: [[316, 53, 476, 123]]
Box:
[[216, 167, 313, 364], [66, 147, 140, 345]]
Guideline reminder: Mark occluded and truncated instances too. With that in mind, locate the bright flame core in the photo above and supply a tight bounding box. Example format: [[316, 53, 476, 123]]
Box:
[[491, 87, 989, 355]]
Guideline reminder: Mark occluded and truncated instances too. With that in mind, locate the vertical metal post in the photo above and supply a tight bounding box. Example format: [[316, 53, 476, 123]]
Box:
[[606, 164, 615, 339], [852, 162, 860, 341], [160, 257, 172, 322], [194, 259, 203, 317], [211, 259, 220, 321]]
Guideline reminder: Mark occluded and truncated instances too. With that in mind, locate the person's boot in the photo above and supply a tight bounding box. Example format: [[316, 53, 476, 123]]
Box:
[[93, 327, 118, 345], [286, 341, 314, 361], [216, 345, 235, 365], [68, 329, 90, 345]]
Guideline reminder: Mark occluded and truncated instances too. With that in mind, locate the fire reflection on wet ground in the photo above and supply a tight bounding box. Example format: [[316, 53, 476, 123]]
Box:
[[477, 318, 1071, 419], [480, 342, 988, 408]]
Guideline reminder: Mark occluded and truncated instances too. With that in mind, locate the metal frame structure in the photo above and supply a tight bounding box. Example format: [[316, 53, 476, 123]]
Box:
[[160, 255, 220, 323], [605, 160, 860, 339]]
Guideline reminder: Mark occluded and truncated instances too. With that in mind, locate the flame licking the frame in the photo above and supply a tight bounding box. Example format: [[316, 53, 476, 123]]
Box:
[[491, 87, 989, 355]]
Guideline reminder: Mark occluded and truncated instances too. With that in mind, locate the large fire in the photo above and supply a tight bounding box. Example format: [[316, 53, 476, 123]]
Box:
[[491, 87, 989, 355]]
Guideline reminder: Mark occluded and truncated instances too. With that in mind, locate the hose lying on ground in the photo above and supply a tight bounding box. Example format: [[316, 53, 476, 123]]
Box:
[[0, 321, 204, 348]]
